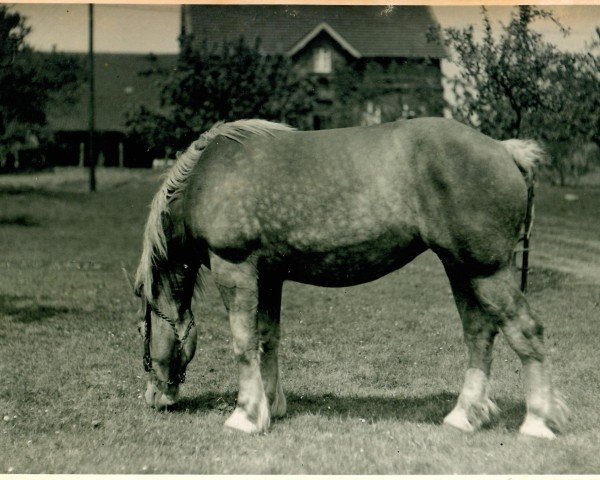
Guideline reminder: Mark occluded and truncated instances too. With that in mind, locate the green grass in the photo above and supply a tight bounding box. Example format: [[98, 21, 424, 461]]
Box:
[[1, 167, 600, 473]]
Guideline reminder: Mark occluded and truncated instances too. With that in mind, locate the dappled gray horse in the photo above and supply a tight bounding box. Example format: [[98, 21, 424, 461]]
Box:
[[133, 118, 567, 439]]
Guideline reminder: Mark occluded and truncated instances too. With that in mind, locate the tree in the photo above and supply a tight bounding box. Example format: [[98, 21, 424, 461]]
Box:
[[429, 7, 599, 185], [126, 35, 317, 154], [0, 6, 82, 169], [533, 30, 599, 185]]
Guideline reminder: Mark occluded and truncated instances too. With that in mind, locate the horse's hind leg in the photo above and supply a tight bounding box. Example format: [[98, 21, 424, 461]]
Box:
[[210, 252, 270, 433], [443, 266, 500, 432], [446, 266, 568, 438], [258, 277, 286, 418]]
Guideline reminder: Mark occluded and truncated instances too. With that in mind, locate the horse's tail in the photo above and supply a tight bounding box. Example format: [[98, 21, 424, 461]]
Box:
[[501, 139, 545, 293], [501, 139, 545, 185]]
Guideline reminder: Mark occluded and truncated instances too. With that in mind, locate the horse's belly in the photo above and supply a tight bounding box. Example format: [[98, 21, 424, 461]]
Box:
[[274, 234, 426, 287]]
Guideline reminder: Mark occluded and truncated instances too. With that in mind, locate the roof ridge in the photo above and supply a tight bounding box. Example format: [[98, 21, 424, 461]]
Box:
[[286, 21, 362, 58]]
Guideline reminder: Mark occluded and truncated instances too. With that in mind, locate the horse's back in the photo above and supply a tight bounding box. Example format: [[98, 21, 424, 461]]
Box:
[[184, 118, 527, 276], [185, 121, 417, 252]]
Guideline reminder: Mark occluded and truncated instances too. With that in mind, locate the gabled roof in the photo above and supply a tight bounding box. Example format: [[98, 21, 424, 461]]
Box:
[[186, 5, 446, 59], [287, 22, 362, 58], [46, 53, 176, 132]]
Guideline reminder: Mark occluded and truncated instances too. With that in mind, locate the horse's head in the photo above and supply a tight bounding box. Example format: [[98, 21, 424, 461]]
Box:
[[131, 263, 199, 410], [130, 135, 210, 409]]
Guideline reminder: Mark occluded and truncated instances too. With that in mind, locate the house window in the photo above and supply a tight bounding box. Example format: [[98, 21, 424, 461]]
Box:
[[362, 101, 382, 126], [313, 47, 332, 74]]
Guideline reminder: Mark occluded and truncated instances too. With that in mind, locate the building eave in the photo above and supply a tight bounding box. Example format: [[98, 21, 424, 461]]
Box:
[[286, 22, 362, 59]]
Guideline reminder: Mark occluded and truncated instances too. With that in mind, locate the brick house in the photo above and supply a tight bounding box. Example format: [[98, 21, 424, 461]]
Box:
[[183, 5, 446, 129]]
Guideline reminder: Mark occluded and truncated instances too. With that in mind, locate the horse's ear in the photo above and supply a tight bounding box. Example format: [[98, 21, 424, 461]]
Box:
[[121, 266, 138, 296]]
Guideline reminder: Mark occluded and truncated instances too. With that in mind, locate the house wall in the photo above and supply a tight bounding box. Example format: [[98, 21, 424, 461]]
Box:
[[291, 33, 354, 129], [353, 57, 445, 121], [290, 33, 443, 129], [292, 32, 353, 78]]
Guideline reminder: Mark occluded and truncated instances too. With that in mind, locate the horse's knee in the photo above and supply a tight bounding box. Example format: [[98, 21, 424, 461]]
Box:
[[501, 318, 545, 363], [472, 271, 520, 316], [469, 271, 545, 361]]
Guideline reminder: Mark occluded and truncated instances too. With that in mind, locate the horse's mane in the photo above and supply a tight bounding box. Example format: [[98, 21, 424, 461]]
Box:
[[135, 119, 295, 301]]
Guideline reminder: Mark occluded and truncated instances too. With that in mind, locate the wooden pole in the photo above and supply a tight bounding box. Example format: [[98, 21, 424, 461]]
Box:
[[88, 3, 96, 192], [118, 142, 124, 168], [78, 142, 84, 167], [180, 5, 186, 37]]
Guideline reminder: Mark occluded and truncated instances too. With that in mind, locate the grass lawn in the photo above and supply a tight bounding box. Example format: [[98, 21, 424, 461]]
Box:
[[1, 167, 599, 474]]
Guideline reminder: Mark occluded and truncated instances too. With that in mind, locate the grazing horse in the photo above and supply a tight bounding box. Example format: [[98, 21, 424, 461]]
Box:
[[133, 118, 568, 439]]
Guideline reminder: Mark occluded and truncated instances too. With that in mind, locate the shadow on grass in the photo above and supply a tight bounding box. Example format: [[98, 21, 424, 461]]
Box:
[[487, 397, 527, 432], [527, 266, 572, 293], [0, 294, 71, 323], [176, 389, 525, 431], [0, 185, 87, 202], [286, 391, 455, 425], [0, 214, 39, 227]]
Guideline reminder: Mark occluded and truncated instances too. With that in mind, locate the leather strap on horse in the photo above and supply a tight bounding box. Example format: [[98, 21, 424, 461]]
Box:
[[143, 303, 195, 387], [519, 178, 536, 293]]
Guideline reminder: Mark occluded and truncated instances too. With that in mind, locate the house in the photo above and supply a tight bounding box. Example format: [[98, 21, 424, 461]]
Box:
[[46, 53, 176, 167], [183, 5, 446, 129]]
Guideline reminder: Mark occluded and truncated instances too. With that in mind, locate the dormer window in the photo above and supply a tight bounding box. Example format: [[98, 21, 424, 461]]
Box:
[[313, 47, 332, 74]]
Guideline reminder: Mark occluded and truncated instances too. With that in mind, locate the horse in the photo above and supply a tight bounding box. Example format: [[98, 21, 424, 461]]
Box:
[[131, 117, 568, 439]]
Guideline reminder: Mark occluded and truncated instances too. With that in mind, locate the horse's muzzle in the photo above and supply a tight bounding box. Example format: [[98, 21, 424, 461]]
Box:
[[144, 381, 179, 409]]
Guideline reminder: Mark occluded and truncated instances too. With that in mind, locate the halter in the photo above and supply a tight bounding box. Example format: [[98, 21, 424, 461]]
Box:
[[143, 302, 195, 388]]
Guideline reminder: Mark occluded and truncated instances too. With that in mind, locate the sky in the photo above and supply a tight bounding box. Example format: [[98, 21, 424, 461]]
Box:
[[11, 4, 600, 55]]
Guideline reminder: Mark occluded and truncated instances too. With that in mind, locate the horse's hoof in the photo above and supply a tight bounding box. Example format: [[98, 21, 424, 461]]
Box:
[[519, 414, 556, 439], [444, 395, 499, 432], [224, 408, 268, 434], [443, 407, 475, 432], [547, 391, 570, 433]]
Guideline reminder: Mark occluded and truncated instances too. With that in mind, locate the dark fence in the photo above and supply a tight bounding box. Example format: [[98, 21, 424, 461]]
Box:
[[49, 130, 157, 169], [0, 131, 161, 174]]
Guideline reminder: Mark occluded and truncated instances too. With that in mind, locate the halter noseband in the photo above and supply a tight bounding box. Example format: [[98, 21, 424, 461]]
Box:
[[143, 302, 195, 388]]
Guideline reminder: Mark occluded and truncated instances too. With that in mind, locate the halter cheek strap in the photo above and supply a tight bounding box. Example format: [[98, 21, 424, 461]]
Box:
[[143, 303, 195, 387], [143, 305, 152, 373]]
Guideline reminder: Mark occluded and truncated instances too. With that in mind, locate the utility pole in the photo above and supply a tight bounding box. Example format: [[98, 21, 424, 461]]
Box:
[[180, 5, 186, 37], [88, 3, 96, 192]]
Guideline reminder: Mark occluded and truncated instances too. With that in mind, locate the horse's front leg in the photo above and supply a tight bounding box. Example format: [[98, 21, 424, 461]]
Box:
[[210, 253, 270, 433]]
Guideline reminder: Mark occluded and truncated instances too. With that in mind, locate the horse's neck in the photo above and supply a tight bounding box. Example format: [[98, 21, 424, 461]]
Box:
[[155, 264, 188, 315], [166, 195, 186, 244]]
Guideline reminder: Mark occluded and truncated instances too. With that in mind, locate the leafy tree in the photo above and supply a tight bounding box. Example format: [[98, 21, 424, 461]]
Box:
[[533, 30, 599, 185], [429, 7, 599, 185], [126, 35, 317, 154], [0, 6, 82, 168]]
